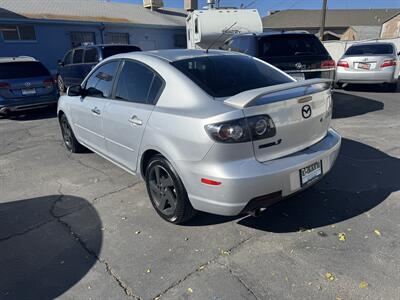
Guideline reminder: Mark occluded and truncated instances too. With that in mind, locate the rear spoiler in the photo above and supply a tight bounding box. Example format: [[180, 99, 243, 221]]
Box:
[[224, 79, 332, 109]]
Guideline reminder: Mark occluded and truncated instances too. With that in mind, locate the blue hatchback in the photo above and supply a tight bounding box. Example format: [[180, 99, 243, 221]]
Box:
[[57, 44, 141, 92], [0, 57, 59, 116]]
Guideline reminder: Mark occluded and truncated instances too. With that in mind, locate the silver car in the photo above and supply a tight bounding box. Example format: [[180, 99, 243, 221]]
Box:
[[335, 42, 399, 91], [58, 49, 341, 224]]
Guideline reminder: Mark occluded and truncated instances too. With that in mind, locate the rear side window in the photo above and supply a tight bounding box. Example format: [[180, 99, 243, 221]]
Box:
[[115, 60, 162, 104], [85, 61, 119, 98], [171, 55, 292, 98], [0, 62, 50, 79], [64, 51, 73, 65], [102, 46, 141, 59], [84, 48, 99, 63], [259, 34, 328, 57], [345, 44, 394, 56], [73, 49, 84, 64]]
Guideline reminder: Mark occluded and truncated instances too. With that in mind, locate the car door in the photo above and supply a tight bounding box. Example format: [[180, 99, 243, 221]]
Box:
[[83, 47, 100, 81], [102, 59, 164, 172], [59, 50, 74, 87], [71, 49, 85, 86], [69, 60, 120, 154]]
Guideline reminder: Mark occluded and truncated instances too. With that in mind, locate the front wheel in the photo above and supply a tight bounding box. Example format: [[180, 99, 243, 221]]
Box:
[[59, 114, 85, 153], [145, 155, 197, 224]]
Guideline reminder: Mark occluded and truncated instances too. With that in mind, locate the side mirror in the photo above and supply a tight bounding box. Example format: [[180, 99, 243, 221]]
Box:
[[67, 85, 84, 97], [57, 59, 64, 67]]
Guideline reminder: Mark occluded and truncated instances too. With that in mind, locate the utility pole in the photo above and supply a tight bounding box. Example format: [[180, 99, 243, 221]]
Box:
[[319, 0, 328, 41]]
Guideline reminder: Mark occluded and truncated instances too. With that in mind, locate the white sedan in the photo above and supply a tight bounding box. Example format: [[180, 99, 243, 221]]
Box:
[[58, 49, 341, 224]]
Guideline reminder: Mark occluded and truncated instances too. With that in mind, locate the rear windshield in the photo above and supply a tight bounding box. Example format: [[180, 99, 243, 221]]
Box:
[[171, 55, 292, 98], [0, 61, 50, 79], [345, 44, 394, 56], [102, 46, 141, 58], [259, 34, 328, 57]]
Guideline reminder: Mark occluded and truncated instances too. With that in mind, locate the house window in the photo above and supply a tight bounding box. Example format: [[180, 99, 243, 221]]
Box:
[[0, 24, 36, 41], [105, 32, 130, 44], [70, 32, 96, 47], [174, 34, 186, 48]]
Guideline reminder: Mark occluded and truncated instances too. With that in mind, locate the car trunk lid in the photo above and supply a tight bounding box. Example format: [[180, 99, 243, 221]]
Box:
[[224, 79, 332, 162]]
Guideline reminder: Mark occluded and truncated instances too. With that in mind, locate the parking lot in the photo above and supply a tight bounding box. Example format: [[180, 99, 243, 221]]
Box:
[[0, 87, 399, 299]]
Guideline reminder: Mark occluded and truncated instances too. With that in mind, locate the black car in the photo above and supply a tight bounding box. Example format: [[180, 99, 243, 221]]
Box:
[[221, 32, 335, 81], [57, 44, 141, 92], [0, 56, 59, 116]]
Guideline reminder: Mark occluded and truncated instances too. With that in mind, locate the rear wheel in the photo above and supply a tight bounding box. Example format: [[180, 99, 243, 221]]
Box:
[[57, 75, 66, 93], [145, 155, 197, 224], [59, 114, 85, 153]]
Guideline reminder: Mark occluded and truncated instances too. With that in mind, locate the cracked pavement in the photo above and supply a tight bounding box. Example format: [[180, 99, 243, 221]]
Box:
[[0, 87, 399, 300]]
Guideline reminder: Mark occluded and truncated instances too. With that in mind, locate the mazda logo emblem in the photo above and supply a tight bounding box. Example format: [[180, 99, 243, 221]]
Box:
[[24, 82, 31, 87], [302, 105, 312, 119]]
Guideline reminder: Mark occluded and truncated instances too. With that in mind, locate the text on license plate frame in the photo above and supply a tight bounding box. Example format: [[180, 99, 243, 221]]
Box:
[[21, 88, 36, 95], [299, 160, 323, 187], [358, 62, 371, 70]]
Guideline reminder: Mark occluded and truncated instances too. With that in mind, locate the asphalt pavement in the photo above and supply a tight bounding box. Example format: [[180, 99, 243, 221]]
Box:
[[0, 86, 399, 300]]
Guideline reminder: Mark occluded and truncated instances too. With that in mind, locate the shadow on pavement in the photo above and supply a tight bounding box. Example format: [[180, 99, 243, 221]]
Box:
[[3, 106, 57, 121], [238, 138, 399, 232], [342, 82, 399, 93], [0, 195, 102, 299], [332, 91, 384, 119]]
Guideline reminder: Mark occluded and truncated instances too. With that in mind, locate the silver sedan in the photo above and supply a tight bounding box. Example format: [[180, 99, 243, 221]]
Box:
[[58, 49, 341, 224], [335, 42, 399, 91]]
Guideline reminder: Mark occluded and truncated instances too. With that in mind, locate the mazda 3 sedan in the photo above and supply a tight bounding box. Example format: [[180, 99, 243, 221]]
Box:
[[58, 49, 341, 224]]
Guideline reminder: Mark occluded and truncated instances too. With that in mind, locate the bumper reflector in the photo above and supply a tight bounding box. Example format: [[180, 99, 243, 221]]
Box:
[[201, 178, 221, 186]]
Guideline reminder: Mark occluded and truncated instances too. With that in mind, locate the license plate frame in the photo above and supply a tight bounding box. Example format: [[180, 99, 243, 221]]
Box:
[[357, 62, 371, 70], [21, 88, 36, 95], [291, 72, 305, 81], [299, 160, 323, 187]]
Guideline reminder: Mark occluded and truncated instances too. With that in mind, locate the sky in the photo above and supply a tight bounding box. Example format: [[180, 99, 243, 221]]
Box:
[[113, 0, 400, 15]]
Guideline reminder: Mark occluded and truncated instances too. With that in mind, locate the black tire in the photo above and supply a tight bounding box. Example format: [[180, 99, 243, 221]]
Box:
[[59, 113, 85, 153], [145, 155, 197, 224], [334, 82, 343, 89], [57, 75, 66, 93]]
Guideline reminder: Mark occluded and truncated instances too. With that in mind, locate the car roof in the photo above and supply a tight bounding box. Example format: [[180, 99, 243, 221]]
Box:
[[348, 42, 395, 47], [0, 56, 37, 63], [136, 49, 241, 62], [234, 31, 313, 38]]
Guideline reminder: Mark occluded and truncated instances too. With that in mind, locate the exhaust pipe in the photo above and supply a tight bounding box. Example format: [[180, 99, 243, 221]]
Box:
[[248, 207, 267, 217]]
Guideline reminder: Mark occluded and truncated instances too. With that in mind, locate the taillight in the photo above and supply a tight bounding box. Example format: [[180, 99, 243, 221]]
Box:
[[43, 78, 56, 87], [380, 60, 396, 68], [337, 60, 349, 68], [0, 82, 10, 89], [321, 59, 335, 68], [205, 115, 276, 143]]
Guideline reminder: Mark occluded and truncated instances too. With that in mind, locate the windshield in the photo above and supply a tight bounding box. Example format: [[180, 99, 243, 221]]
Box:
[[0, 61, 50, 80], [102, 46, 141, 58], [259, 34, 328, 57], [345, 44, 394, 56], [171, 55, 293, 98]]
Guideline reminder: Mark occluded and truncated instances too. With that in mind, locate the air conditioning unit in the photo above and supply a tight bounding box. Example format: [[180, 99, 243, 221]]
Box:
[[143, 0, 164, 9]]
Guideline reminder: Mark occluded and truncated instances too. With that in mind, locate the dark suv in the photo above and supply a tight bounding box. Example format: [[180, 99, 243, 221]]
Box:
[[57, 44, 141, 92], [221, 32, 335, 81]]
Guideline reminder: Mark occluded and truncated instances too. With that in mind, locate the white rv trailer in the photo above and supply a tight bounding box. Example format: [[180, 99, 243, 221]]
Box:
[[186, 7, 263, 49]]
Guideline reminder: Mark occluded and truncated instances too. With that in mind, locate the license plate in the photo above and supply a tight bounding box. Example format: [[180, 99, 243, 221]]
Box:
[[299, 161, 322, 187], [358, 62, 371, 70], [291, 73, 305, 81], [21, 88, 36, 95]]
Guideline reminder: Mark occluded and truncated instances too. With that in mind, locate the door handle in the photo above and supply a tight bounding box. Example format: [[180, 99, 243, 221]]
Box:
[[128, 115, 142, 126], [91, 107, 101, 115]]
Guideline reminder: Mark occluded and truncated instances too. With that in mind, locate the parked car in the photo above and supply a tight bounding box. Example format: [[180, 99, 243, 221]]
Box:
[[221, 32, 336, 82], [0, 56, 58, 116], [58, 49, 341, 224], [335, 42, 399, 91], [57, 44, 141, 92]]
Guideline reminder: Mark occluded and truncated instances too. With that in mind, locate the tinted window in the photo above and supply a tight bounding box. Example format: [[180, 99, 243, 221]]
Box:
[[115, 60, 157, 104], [171, 55, 292, 98], [0, 62, 50, 79], [64, 51, 73, 65], [345, 44, 394, 56], [1, 24, 36, 41], [84, 48, 99, 63], [102, 46, 141, 58], [259, 34, 328, 57], [85, 61, 119, 98], [148, 75, 163, 104], [73, 49, 84, 64]]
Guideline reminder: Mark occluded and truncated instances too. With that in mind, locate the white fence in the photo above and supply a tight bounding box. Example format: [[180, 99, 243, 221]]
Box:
[[323, 38, 400, 61]]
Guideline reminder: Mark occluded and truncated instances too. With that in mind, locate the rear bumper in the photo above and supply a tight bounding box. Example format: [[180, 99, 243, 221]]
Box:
[[336, 67, 397, 84], [0, 94, 59, 113], [178, 128, 341, 216]]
